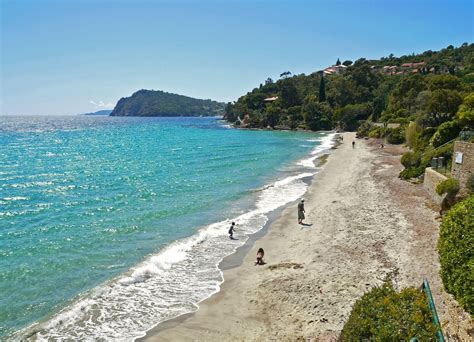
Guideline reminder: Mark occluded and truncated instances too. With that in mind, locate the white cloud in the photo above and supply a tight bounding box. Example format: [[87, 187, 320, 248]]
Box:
[[90, 100, 115, 109]]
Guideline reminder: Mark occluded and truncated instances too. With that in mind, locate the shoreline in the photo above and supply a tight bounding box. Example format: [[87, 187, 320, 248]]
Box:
[[137, 147, 337, 340], [10, 130, 337, 341], [141, 133, 454, 341]]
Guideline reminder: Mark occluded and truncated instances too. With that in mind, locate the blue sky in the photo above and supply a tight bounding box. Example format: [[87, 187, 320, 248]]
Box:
[[1, 0, 473, 115]]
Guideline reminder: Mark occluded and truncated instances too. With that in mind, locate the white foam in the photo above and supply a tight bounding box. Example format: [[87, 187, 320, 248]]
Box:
[[298, 133, 336, 167], [13, 133, 336, 341], [2, 196, 29, 201]]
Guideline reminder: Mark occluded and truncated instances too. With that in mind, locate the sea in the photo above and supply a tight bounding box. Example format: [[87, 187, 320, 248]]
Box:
[[0, 115, 335, 340]]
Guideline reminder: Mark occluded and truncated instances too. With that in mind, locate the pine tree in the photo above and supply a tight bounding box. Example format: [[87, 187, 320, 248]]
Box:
[[319, 76, 326, 102], [336, 58, 341, 66]]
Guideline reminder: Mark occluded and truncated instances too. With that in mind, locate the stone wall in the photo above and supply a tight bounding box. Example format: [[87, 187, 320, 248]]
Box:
[[451, 141, 474, 192], [423, 167, 448, 205]]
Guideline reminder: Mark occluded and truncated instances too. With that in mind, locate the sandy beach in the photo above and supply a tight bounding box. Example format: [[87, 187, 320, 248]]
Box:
[[141, 132, 468, 341]]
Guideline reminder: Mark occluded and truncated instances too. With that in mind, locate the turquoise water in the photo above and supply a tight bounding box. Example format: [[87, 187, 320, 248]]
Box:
[[0, 116, 333, 339]]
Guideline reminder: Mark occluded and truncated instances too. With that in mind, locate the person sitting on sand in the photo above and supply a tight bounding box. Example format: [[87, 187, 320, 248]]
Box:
[[228, 222, 236, 239], [255, 248, 265, 265], [298, 199, 305, 224]]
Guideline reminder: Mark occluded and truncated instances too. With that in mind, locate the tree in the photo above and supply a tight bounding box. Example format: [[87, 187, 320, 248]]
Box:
[[280, 71, 292, 79], [456, 93, 474, 128], [263, 104, 280, 128], [302, 95, 332, 130], [265, 77, 274, 85], [425, 89, 463, 126], [334, 103, 373, 131], [280, 79, 300, 108], [342, 60, 353, 66], [336, 58, 341, 66], [430, 121, 462, 147], [319, 76, 326, 102], [387, 74, 427, 113], [326, 76, 357, 108], [429, 74, 463, 91]]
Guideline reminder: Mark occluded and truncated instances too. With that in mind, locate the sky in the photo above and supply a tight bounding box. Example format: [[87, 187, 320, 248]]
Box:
[[1, 0, 473, 116]]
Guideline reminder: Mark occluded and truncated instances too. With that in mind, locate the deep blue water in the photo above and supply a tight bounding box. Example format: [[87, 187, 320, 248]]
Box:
[[0, 116, 333, 340]]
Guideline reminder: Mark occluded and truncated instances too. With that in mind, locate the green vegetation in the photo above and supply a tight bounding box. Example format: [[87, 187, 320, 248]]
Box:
[[436, 178, 460, 212], [467, 175, 474, 194], [111, 90, 225, 117], [438, 196, 474, 314], [224, 44, 473, 180], [340, 282, 437, 341], [225, 43, 473, 133], [436, 178, 460, 197]]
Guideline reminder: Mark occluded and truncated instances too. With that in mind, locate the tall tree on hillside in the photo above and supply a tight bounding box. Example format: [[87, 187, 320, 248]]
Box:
[[280, 79, 300, 107], [319, 76, 326, 102], [336, 58, 341, 66], [302, 95, 332, 130]]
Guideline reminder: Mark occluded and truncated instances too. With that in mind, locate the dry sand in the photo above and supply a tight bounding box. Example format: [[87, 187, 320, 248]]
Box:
[[141, 132, 470, 341]]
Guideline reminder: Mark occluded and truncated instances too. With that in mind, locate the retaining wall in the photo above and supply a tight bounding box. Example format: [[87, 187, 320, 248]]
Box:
[[423, 167, 448, 205]]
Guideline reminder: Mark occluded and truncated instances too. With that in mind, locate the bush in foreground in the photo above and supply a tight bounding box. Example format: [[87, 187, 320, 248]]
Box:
[[438, 196, 474, 314], [340, 282, 437, 341], [436, 178, 460, 212]]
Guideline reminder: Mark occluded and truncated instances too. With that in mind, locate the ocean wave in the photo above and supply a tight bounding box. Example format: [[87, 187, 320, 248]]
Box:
[[298, 133, 336, 168]]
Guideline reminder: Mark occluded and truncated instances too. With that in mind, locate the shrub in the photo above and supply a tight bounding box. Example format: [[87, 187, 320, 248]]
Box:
[[413, 127, 437, 152], [438, 196, 474, 314], [430, 120, 461, 148], [399, 166, 425, 180], [406, 121, 422, 148], [466, 175, 474, 194], [456, 93, 474, 128], [420, 142, 454, 167], [436, 178, 460, 197], [401, 151, 421, 168], [437, 178, 460, 213], [386, 127, 405, 144], [340, 282, 437, 341], [357, 121, 372, 137], [368, 127, 384, 138]]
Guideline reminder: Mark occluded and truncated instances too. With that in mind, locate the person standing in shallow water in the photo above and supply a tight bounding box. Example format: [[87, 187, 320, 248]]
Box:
[[298, 199, 305, 224], [228, 222, 236, 239]]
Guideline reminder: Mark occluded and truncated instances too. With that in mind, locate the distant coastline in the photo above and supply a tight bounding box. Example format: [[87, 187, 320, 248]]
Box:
[[79, 110, 113, 116]]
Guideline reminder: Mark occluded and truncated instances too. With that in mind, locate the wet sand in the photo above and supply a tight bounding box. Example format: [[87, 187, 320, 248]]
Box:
[[140, 132, 463, 341]]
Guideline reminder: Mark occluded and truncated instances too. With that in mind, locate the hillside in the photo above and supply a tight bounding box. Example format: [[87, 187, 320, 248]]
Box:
[[224, 43, 473, 131], [224, 42, 474, 184], [110, 90, 225, 117]]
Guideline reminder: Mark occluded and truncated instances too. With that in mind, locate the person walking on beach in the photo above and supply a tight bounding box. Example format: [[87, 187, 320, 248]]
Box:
[[228, 222, 236, 239], [352, 140, 355, 148], [298, 199, 305, 224]]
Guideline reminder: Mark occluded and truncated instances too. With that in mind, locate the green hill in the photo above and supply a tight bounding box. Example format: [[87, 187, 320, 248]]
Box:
[[224, 43, 473, 131], [110, 89, 225, 117]]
